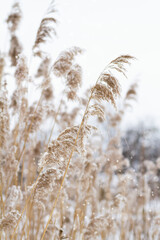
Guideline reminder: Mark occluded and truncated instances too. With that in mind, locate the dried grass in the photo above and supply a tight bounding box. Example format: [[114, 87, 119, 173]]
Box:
[[0, 1, 159, 240]]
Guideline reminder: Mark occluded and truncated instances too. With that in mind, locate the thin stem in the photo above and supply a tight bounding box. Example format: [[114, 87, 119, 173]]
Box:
[[46, 88, 65, 148]]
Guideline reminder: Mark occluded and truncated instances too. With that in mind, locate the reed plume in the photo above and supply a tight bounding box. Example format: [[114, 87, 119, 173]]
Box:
[[33, 0, 57, 57]]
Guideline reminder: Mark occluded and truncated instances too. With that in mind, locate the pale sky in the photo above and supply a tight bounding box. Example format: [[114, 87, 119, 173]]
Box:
[[0, 0, 160, 127]]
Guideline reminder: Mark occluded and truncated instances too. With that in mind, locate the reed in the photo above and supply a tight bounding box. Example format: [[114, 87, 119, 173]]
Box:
[[0, 1, 159, 240]]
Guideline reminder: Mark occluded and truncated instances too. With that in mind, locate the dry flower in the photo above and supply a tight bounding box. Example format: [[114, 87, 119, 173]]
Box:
[[6, 2, 22, 32], [52, 47, 83, 77]]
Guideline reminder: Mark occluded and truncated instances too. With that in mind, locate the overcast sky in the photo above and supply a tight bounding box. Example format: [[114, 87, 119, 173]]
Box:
[[0, 0, 160, 127]]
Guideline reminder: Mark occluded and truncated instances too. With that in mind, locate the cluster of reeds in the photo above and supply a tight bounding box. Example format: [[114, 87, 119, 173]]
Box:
[[0, 1, 160, 240]]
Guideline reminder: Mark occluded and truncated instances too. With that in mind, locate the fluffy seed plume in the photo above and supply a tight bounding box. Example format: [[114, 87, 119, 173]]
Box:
[[6, 2, 22, 32], [87, 103, 105, 120], [92, 55, 135, 108], [124, 82, 138, 103], [0, 210, 20, 232], [33, 0, 57, 57], [39, 124, 96, 170], [35, 57, 51, 78], [52, 47, 83, 77], [99, 73, 121, 97], [9, 35, 22, 66], [66, 64, 82, 90], [15, 54, 28, 85], [108, 55, 135, 77], [93, 83, 116, 107], [84, 215, 115, 239], [66, 64, 82, 100]]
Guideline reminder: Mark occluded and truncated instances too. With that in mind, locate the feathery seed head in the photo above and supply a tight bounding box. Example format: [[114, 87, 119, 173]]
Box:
[[6, 2, 22, 32]]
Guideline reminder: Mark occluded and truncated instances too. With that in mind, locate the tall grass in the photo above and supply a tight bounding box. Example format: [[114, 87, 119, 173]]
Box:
[[0, 1, 160, 240]]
